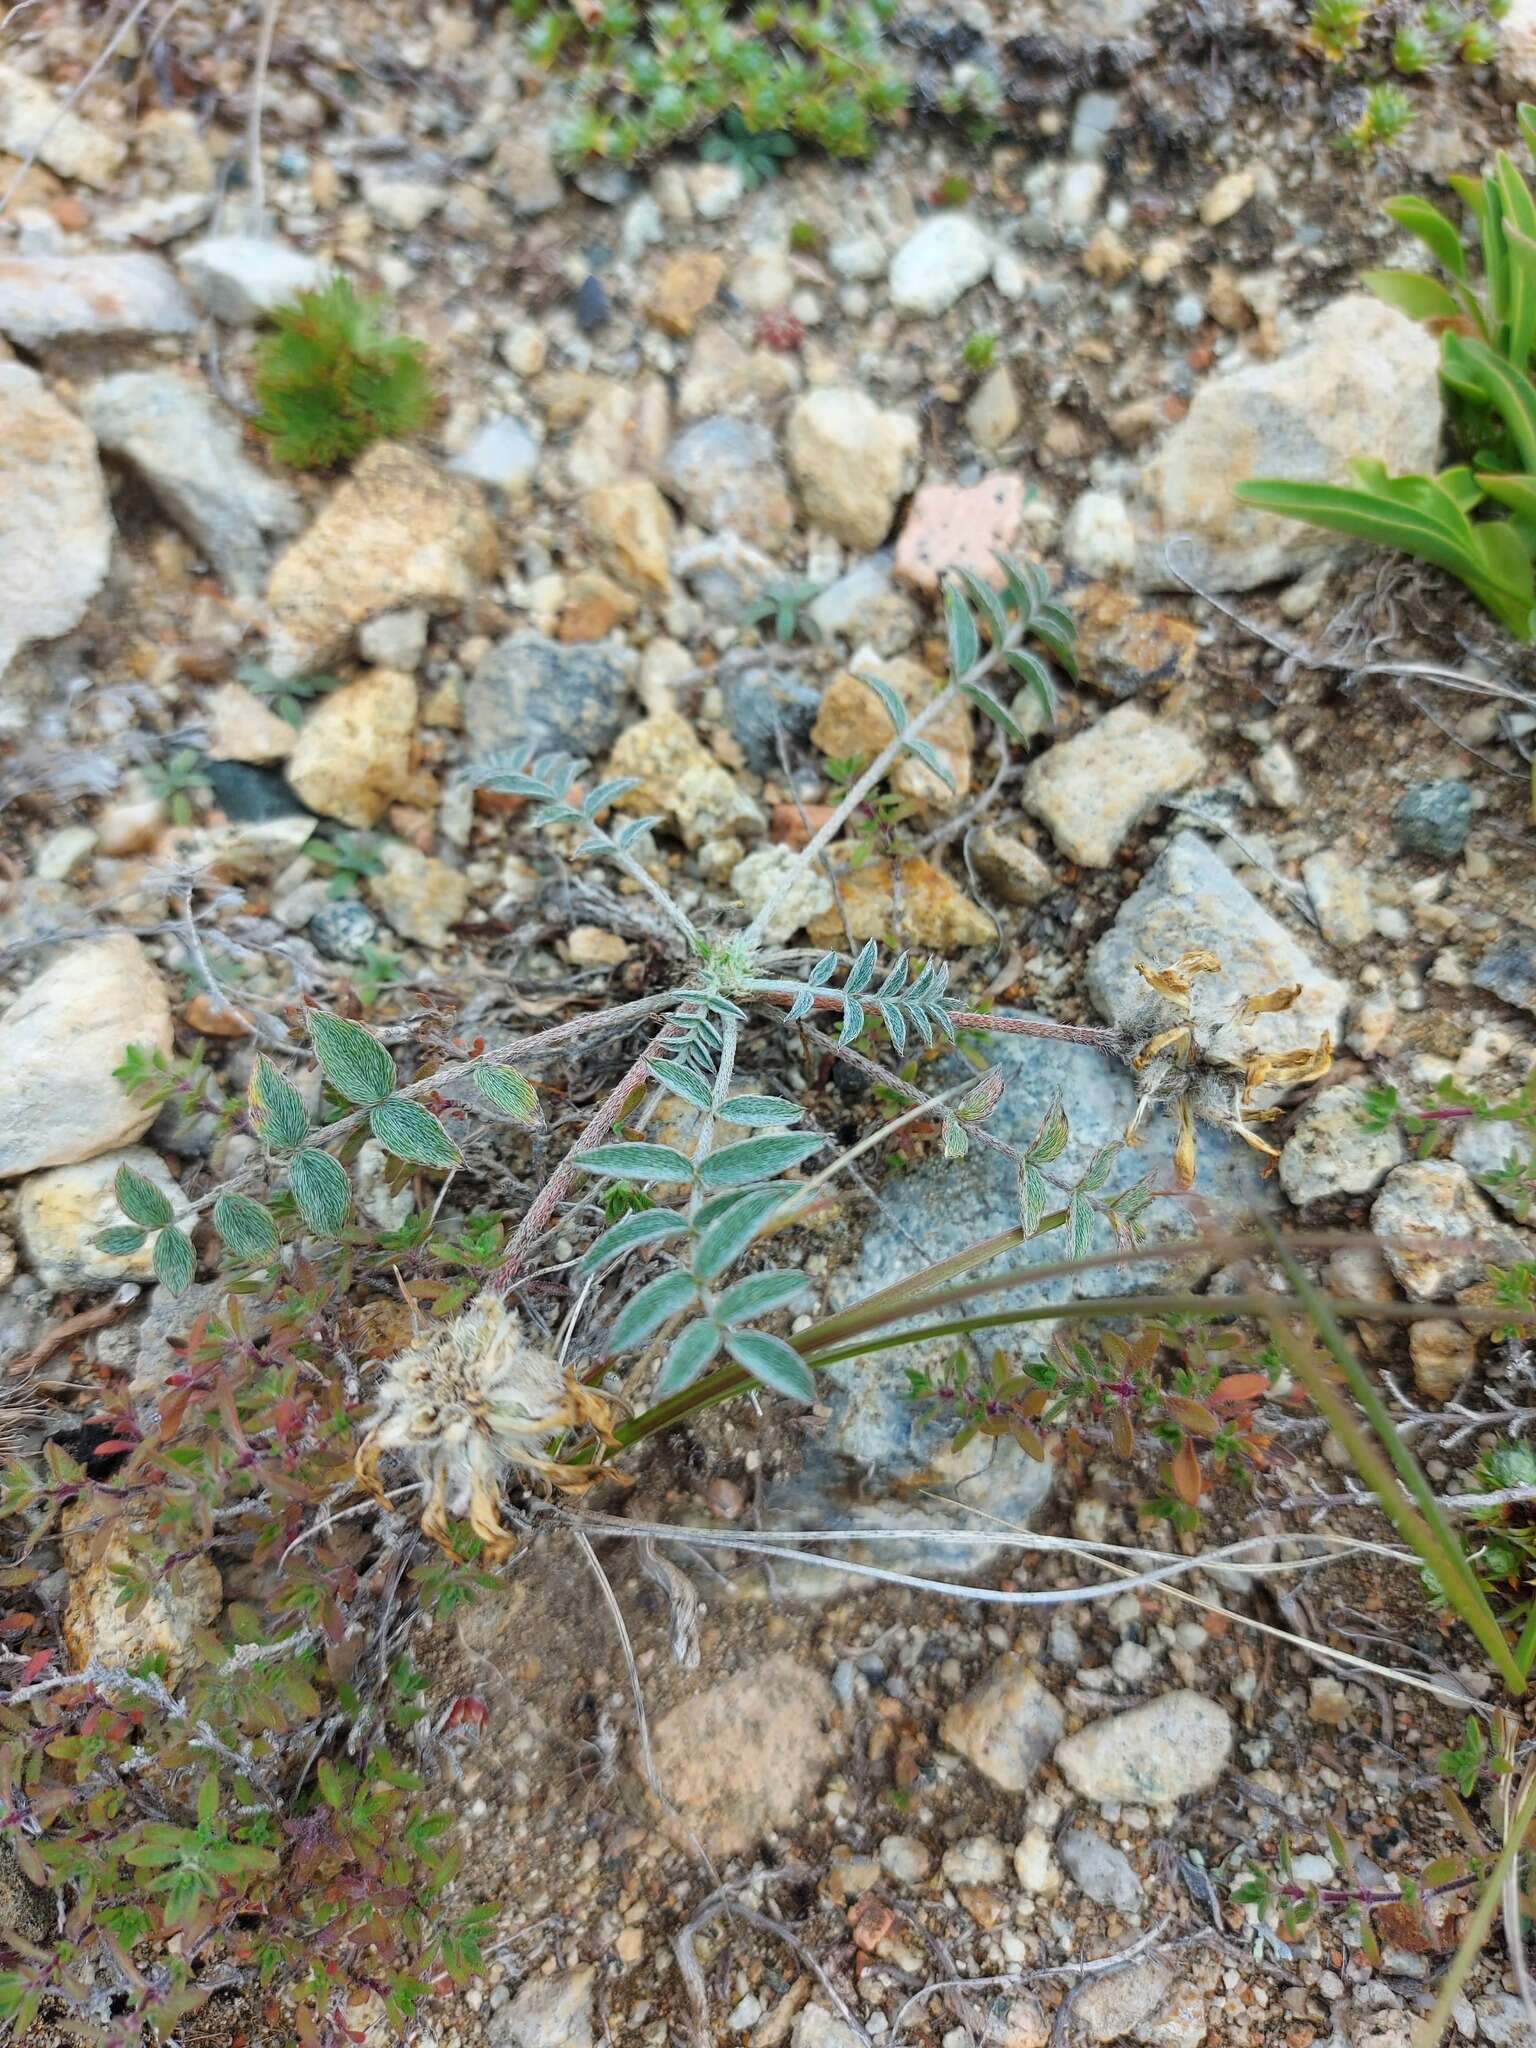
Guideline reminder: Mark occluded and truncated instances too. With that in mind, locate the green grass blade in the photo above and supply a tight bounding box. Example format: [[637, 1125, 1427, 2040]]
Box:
[[1233, 477, 1491, 586], [1414, 1763, 1536, 2047], [1383, 195, 1469, 282], [1263, 1230, 1524, 1695]]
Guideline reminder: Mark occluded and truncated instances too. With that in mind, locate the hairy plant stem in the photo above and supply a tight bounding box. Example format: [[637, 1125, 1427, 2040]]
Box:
[[588, 1225, 1536, 1458], [739, 679, 964, 950], [489, 1024, 678, 1292]]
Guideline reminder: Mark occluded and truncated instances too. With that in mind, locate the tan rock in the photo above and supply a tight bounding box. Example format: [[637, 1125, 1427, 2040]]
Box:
[[1023, 703, 1205, 868], [804, 856, 993, 952], [609, 711, 765, 848], [645, 249, 725, 335], [367, 840, 468, 949], [565, 925, 632, 968], [286, 668, 418, 828], [1073, 584, 1199, 701], [965, 365, 1021, 451], [19, 1144, 193, 1290], [941, 1656, 1064, 1791], [894, 475, 1026, 593], [811, 652, 973, 812], [0, 63, 126, 188], [1372, 1160, 1533, 1301], [565, 375, 670, 491], [678, 323, 800, 419], [1134, 295, 1441, 592], [970, 826, 1054, 906], [580, 479, 674, 597], [205, 680, 295, 763], [0, 362, 113, 681], [264, 444, 497, 678], [62, 1499, 220, 1684], [647, 1654, 837, 1857], [785, 386, 920, 549], [1410, 1318, 1478, 1403], [0, 936, 174, 1179], [1200, 164, 1258, 227]]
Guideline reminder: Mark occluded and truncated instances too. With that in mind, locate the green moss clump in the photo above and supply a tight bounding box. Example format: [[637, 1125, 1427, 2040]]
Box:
[[514, 0, 909, 170], [252, 276, 436, 471]]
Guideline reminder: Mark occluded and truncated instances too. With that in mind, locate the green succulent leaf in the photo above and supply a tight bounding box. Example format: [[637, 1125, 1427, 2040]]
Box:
[[654, 1318, 723, 1398], [96, 1225, 148, 1256], [580, 1209, 692, 1274], [714, 1269, 808, 1323], [696, 1132, 823, 1190], [581, 1142, 696, 1183], [692, 1184, 790, 1279]]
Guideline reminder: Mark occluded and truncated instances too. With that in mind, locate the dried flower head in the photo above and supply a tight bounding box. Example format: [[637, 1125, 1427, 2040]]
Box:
[[355, 1292, 621, 1562], [1120, 950, 1333, 1190]]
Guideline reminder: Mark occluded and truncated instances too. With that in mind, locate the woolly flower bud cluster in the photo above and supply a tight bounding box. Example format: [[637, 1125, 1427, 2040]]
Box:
[[1120, 950, 1333, 1190], [355, 1292, 619, 1562]]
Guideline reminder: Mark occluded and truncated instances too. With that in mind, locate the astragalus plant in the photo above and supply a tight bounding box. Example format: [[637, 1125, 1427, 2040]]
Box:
[[7, 558, 1362, 2040]]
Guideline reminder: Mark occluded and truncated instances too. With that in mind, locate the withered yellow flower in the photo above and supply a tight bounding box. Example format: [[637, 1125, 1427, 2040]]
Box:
[[355, 1291, 622, 1562], [1120, 952, 1332, 1189]]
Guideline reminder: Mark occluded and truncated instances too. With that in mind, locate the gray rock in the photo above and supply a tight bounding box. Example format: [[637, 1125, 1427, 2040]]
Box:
[[760, 1029, 1273, 1585], [1070, 91, 1122, 159], [793, 2010, 864, 2048], [1452, 1117, 1534, 1222], [1394, 779, 1472, 860], [465, 633, 634, 766], [0, 362, 112, 681], [1279, 1082, 1406, 1206], [1059, 1827, 1144, 1915], [177, 234, 327, 324], [450, 416, 540, 496], [888, 213, 994, 317], [805, 551, 919, 654], [499, 124, 564, 215], [0, 252, 197, 347], [1473, 933, 1536, 1015], [309, 897, 380, 963], [84, 370, 300, 595], [0, 937, 174, 1180], [1371, 1159, 1533, 1300], [492, 1966, 594, 2048], [1071, 1959, 1174, 2044], [660, 416, 793, 549], [206, 760, 309, 823], [1054, 1692, 1234, 1803], [1302, 848, 1372, 949], [1133, 295, 1441, 592], [1086, 832, 1348, 1092], [716, 653, 821, 773]]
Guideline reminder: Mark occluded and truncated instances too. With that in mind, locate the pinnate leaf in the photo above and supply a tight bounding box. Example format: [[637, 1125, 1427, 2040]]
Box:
[[248, 1056, 309, 1150], [725, 1330, 815, 1402]]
